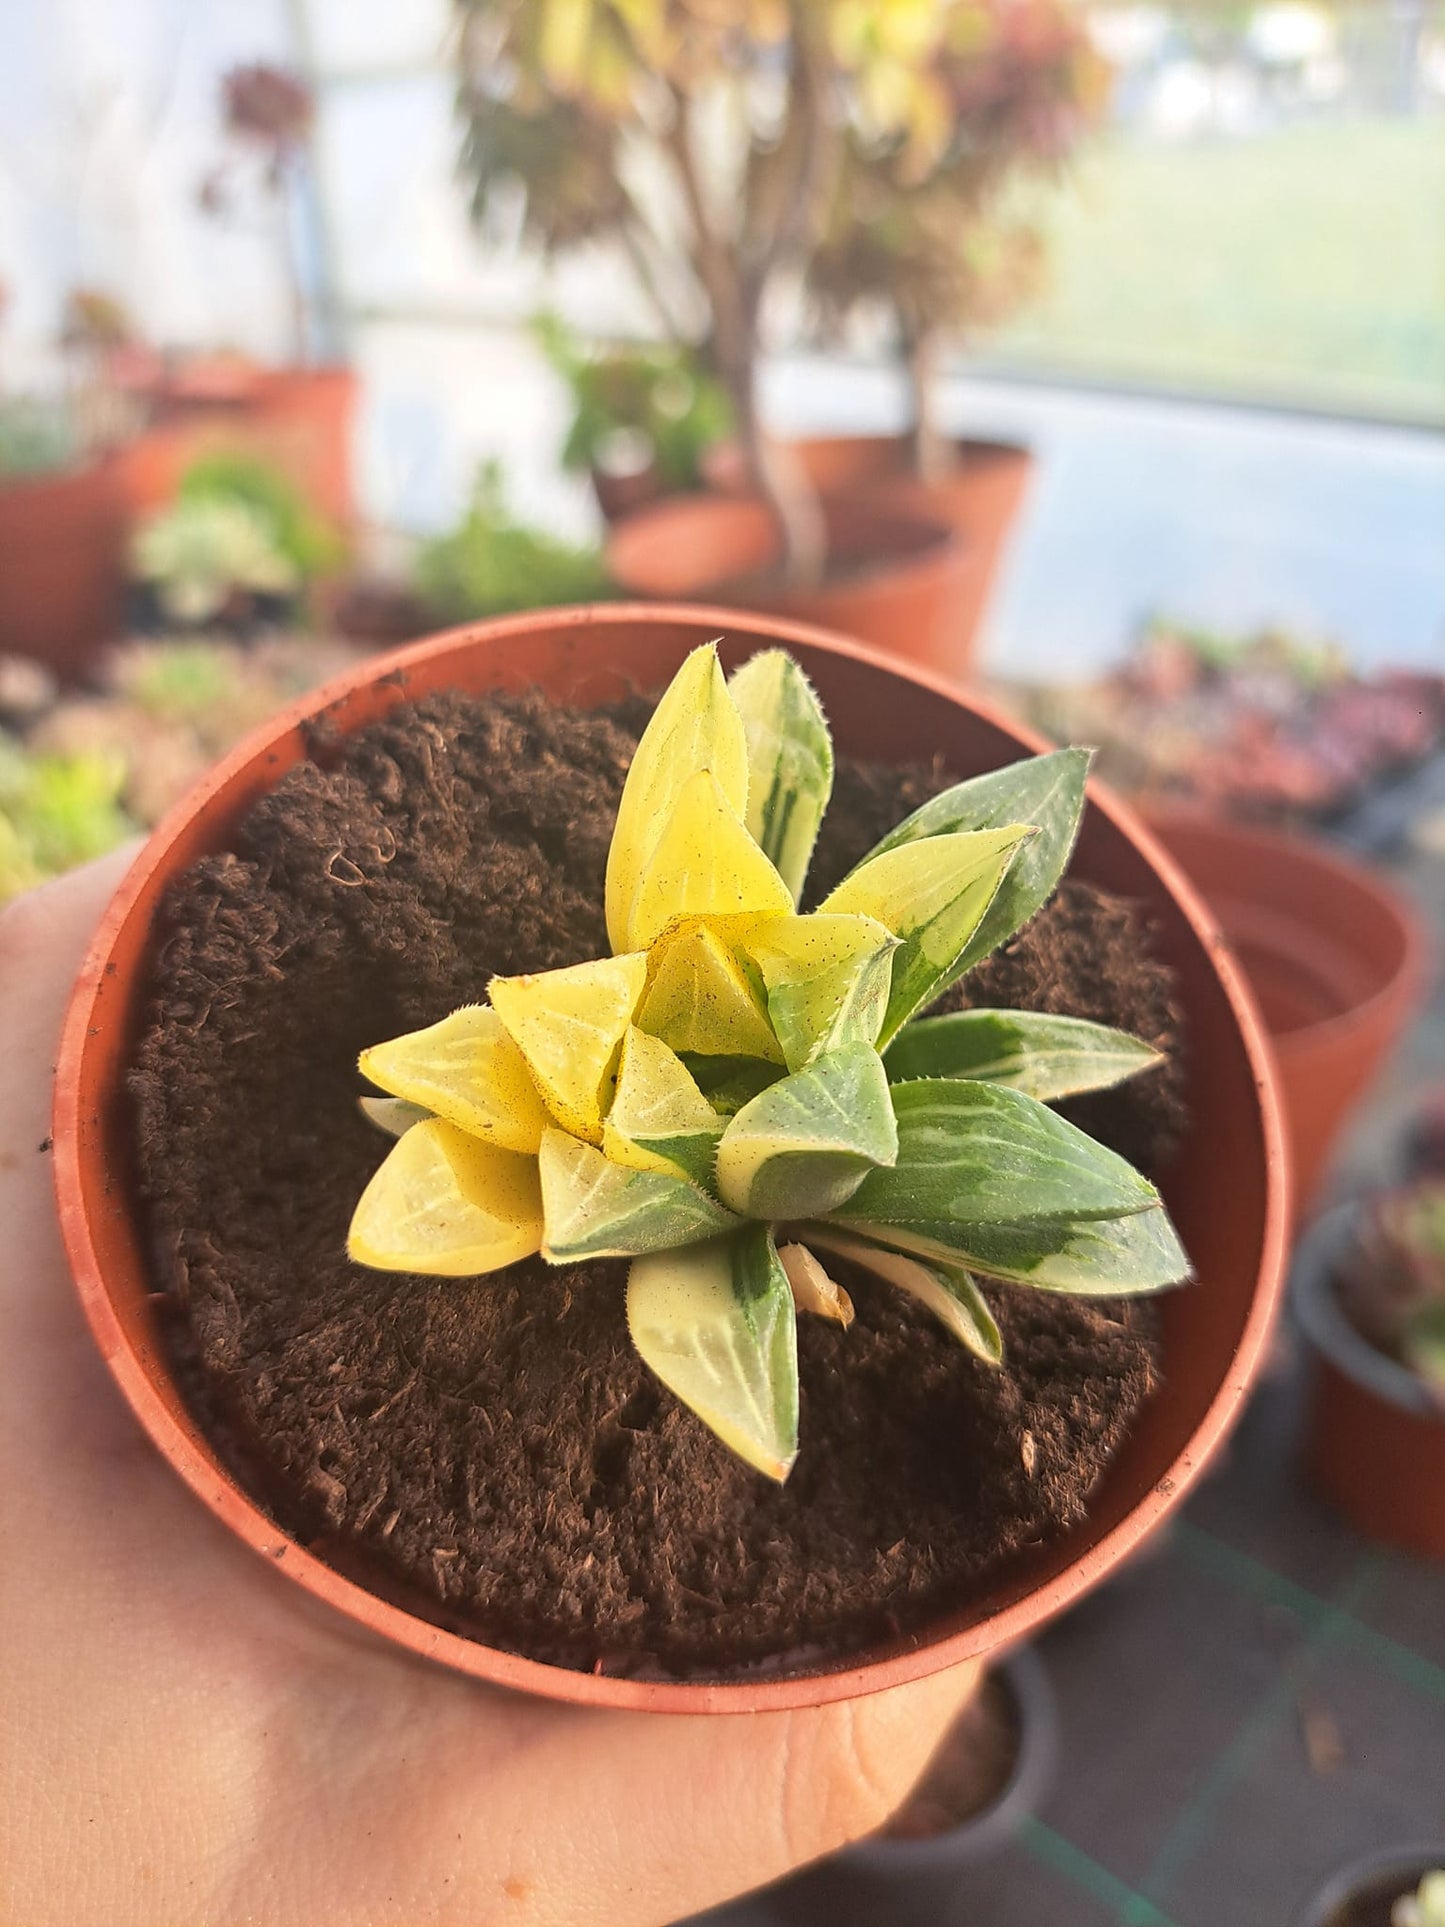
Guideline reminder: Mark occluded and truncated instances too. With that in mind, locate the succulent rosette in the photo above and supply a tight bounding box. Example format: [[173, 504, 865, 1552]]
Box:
[[349, 643, 1190, 1479]]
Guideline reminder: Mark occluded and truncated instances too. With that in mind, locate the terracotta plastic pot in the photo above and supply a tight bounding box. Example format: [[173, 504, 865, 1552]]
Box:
[[702, 432, 1034, 663], [54, 603, 1289, 1713], [764, 1646, 1057, 1925], [1144, 810, 1429, 1219], [124, 364, 358, 529], [1294, 1206, 1445, 1558], [605, 494, 978, 678], [0, 456, 129, 680], [1295, 1843, 1445, 1926]]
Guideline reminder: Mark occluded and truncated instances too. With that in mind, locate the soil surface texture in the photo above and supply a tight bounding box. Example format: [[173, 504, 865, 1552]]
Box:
[[131, 688, 1186, 1676]]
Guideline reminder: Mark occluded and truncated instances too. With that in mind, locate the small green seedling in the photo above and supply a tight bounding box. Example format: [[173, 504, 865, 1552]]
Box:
[[349, 643, 1189, 1479], [1370, 1183, 1445, 1400], [1394, 1870, 1445, 1927]]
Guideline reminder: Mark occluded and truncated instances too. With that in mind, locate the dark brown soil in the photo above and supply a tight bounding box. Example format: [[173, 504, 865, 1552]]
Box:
[[880, 1669, 1020, 1839], [130, 688, 1186, 1677]]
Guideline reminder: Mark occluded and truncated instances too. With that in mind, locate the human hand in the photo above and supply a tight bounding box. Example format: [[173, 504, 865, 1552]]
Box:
[[0, 850, 982, 1927]]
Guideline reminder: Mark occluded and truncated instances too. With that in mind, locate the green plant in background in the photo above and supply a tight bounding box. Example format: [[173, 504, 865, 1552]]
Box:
[[1395, 1870, 1445, 1927], [131, 453, 343, 630], [535, 313, 732, 493], [348, 643, 1189, 1479], [1358, 1183, 1445, 1401], [177, 452, 344, 580], [414, 460, 613, 622], [0, 733, 135, 904], [130, 495, 301, 628]]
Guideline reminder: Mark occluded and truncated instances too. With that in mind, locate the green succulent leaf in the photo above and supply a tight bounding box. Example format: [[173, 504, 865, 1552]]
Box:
[[359, 1003, 550, 1153], [627, 1224, 799, 1482], [839, 1203, 1192, 1296], [850, 747, 1090, 974], [728, 648, 834, 906], [746, 912, 898, 1072], [348, 1119, 543, 1277], [1402, 1301, 1445, 1396], [831, 1078, 1158, 1237], [605, 641, 749, 953], [715, 1042, 898, 1220], [819, 827, 1035, 1047], [804, 1224, 1003, 1365], [602, 1026, 723, 1189], [538, 1127, 736, 1261], [681, 1052, 787, 1117], [883, 1008, 1163, 1102]]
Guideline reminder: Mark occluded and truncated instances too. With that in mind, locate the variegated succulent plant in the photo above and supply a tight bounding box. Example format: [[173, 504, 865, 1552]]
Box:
[[348, 644, 1191, 1480]]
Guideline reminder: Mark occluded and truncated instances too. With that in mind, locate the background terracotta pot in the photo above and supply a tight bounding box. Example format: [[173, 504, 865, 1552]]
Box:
[[1294, 1205, 1445, 1559], [54, 604, 1289, 1713], [702, 432, 1034, 666], [124, 364, 358, 529], [1144, 810, 1429, 1220], [0, 455, 129, 681], [605, 494, 979, 678]]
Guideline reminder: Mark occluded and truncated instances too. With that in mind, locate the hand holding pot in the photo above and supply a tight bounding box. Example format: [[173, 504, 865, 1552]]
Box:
[[0, 850, 981, 1927]]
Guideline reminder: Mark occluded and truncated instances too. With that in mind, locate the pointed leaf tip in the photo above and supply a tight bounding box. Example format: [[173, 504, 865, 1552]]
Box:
[[729, 649, 834, 906], [605, 643, 750, 953]]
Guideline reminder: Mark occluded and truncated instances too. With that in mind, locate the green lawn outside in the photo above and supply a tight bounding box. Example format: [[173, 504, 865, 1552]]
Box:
[[990, 116, 1445, 423]]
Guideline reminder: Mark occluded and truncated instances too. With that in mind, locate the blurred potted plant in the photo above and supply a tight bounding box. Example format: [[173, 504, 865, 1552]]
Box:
[[1296, 1850, 1445, 1927], [413, 460, 613, 621], [457, 0, 991, 662], [0, 286, 133, 679], [1295, 1183, 1445, 1559], [56, 606, 1287, 1709], [705, 0, 1104, 665], [130, 64, 356, 528], [129, 452, 343, 635], [1143, 810, 1428, 1219], [535, 313, 731, 523]]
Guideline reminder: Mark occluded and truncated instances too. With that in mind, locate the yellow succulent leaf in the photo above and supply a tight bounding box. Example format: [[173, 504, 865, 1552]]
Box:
[[638, 915, 784, 1063], [605, 643, 749, 953], [602, 1026, 722, 1179], [745, 911, 898, 1069], [608, 1026, 718, 1136], [490, 952, 649, 1145], [359, 1005, 549, 1155], [348, 1119, 542, 1277], [628, 770, 793, 950]]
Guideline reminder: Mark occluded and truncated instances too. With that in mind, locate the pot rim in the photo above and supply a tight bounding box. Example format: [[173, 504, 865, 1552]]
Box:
[[1292, 1203, 1445, 1419], [1295, 1842, 1445, 1927], [604, 491, 967, 596], [1142, 804, 1432, 1061], [53, 601, 1291, 1713], [830, 1644, 1058, 1872]]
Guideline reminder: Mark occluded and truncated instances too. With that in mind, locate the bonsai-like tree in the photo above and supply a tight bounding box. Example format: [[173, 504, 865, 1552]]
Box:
[[456, 0, 969, 575], [456, 0, 1104, 565], [806, 0, 1105, 480]]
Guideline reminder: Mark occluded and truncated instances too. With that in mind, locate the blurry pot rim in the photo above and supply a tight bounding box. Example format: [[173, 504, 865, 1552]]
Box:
[[1292, 1204, 1443, 1419]]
